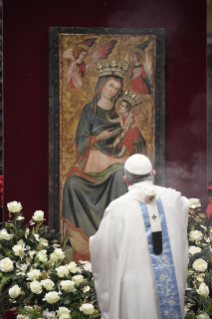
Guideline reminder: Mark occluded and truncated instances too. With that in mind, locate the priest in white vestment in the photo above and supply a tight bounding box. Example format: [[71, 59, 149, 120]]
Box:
[[89, 154, 190, 319]]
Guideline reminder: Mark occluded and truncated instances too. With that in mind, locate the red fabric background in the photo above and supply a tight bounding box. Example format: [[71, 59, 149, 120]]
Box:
[[3, 0, 207, 224]]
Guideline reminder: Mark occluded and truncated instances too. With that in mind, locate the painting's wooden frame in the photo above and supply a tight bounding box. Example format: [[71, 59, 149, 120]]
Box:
[[49, 27, 165, 231]]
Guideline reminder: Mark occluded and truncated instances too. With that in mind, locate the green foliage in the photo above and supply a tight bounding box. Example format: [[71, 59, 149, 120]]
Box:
[[0, 248, 12, 256], [185, 202, 212, 318], [205, 269, 212, 289], [0, 275, 10, 292], [19, 308, 45, 319], [185, 312, 195, 319], [197, 295, 212, 310]]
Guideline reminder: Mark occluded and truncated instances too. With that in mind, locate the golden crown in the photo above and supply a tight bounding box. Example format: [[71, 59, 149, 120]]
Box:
[[123, 90, 142, 107], [97, 58, 129, 78]]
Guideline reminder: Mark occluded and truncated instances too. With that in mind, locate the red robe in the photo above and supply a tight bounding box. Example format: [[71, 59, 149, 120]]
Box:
[[118, 115, 141, 153], [69, 62, 86, 89], [130, 65, 149, 95]]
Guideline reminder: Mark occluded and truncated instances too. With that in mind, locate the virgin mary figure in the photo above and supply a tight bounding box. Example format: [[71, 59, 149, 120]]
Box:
[[62, 59, 147, 260]]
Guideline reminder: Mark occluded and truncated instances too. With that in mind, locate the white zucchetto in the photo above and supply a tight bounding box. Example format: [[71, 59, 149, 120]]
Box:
[[124, 154, 152, 175]]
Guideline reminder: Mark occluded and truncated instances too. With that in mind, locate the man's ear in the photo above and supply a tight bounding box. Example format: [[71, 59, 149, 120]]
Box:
[[123, 175, 130, 186], [152, 169, 156, 177]]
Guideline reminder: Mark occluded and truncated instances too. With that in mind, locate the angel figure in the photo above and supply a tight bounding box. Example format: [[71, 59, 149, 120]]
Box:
[[124, 40, 152, 95], [63, 38, 117, 89]]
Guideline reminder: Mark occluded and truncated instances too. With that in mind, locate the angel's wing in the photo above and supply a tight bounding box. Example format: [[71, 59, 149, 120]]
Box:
[[62, 38, 97, 60], [91, 40, 117, 60], [62, 46, 76, 60], [76, 38, 96, 48], [135, 40, 151, 51]]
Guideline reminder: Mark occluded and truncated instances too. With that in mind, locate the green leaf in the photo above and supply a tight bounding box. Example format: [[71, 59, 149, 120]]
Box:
[[63, 299, 71, 305]]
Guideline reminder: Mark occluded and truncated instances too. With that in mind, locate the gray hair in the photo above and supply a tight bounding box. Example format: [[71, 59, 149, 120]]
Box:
[[124, 169, 153, 185]]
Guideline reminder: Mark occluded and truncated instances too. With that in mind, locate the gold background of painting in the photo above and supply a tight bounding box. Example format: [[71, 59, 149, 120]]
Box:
[[59, 33, 156, 199]]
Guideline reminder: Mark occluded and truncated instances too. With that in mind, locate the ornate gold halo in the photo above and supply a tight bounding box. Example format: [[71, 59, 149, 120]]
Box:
[[122, 89, 142, 107]]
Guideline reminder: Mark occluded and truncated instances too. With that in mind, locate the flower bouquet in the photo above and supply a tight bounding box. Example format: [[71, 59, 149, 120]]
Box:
[[185, 199, 212, 319], [0, 202, 100, 319]]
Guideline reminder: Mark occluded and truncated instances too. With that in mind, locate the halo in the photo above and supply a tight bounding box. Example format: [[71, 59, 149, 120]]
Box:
[[73, 45, 88, 59], [115, 97, 123, 111], [129, 49, 145, 65]]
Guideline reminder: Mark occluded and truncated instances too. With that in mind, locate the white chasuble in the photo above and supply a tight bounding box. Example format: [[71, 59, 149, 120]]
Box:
[[89, 182, 190, 319]]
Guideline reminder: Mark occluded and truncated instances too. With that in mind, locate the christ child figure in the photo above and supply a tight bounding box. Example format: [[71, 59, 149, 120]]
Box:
[[107, 99, 142, 157]]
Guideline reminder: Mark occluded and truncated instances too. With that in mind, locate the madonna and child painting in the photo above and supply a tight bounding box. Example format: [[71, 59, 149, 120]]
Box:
[[52, 29, 164, 261]]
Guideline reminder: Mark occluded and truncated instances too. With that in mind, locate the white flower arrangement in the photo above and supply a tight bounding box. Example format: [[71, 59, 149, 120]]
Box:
[[185, 199, 212, 318], [0, 202, 100, 319]]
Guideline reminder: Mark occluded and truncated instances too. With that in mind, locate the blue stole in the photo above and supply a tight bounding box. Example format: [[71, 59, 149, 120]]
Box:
[[140, 198, 182, 319]]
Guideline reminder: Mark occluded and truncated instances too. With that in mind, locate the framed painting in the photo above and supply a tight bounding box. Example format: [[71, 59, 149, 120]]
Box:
[[49, 27, 165, 261]]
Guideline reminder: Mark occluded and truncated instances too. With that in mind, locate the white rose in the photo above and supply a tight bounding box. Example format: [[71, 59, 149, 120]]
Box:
[[17, 239, 25, 246], [32, 210, 45, 222], [196, 314, 210, 319], [189, 198, 201, 209], [67, 261, 81, 273], [56, 307, 71, 317], [56, 265, 69, 278], [39, 237, 49, 247], [50, 248, 65, 262], [7, 201, 22, 213], [193, 258, 208, 272], [37, 250, 48, 262], [9, 285, 21, 298], [59, 315, 70, 319], [43, 291, 60, 304], [27, 269, 41, 281], [82, 286, 90, 293], [67, 261, 76, 268], [60, 280, 76, 292], [0, 229, 13, 241], [0, 257, 14, 272], [197, 283, 209, 297], [17, 315, 30, 319], [189, 246, 201, 255], [79, 303, 95, 315], [41, 279, 55, 291], [72, 275, 84, 285], [30, 280, 42, 294], [83, 261, 92, 272], [189, 230, 203, 242], [69, 266, 81, 274], [12, 244, 25, 257]]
